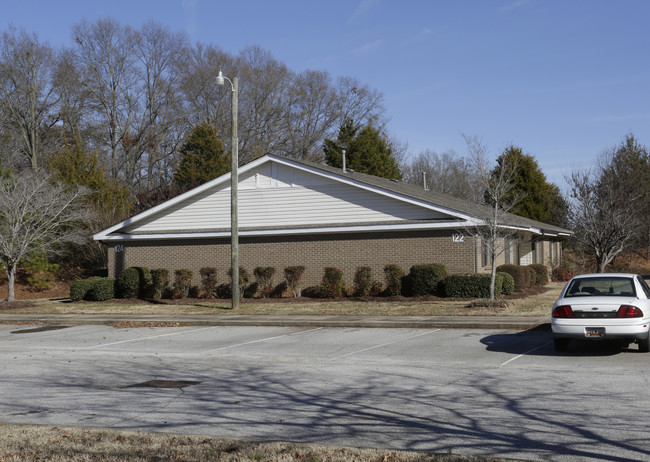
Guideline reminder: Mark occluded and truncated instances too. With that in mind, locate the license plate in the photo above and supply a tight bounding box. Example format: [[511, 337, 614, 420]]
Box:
[[585, 327, 605, 338]]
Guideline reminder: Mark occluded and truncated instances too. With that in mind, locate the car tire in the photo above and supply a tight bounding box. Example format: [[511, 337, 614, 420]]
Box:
[[554, 337, 569, 352], [638, 337, 650, 353]]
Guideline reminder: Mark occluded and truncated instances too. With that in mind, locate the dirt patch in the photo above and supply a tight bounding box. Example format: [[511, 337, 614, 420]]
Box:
[[0, 320, 44, 326], [0, 271, 69, 302], [109, 321, 196, 329], [0, 300, 37, 310]]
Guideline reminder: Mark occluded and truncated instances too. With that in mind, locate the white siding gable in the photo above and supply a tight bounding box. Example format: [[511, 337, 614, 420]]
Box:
[[122, 161, 451, 234]]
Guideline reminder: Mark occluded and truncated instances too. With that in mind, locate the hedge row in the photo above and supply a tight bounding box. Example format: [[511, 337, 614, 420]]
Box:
[[444, 272, 515, 298], [496, 264, 549, 291], [70, 263, 549, 301], [70, 277, 116, 301]]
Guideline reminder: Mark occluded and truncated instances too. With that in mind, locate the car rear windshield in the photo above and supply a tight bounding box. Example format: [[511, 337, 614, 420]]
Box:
[[565, 277, 636, 298]]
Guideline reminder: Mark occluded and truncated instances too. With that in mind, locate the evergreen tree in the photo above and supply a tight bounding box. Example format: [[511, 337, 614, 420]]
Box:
[[173, 122, 229, 191], [49, 134, 133, 267], [493, 146, 566, 226], [323, 118, 357, 168], [323, 118, 401, 180]]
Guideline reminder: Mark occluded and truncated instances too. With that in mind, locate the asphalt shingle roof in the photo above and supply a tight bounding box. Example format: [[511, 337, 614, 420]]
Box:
[[284, 155, 573, 236]]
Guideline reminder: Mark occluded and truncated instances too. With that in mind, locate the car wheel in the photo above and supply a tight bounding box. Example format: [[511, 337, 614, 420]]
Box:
[[554, 337, 569, 352], [638, 337, 650, 353]]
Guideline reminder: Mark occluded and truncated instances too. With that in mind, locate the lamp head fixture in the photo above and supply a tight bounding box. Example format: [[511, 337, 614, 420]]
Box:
[[216, 70, 225, 86]]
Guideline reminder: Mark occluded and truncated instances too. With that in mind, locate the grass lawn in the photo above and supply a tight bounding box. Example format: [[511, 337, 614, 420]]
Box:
[[0, 425, 510, 461], [0, 283, 564, 318]]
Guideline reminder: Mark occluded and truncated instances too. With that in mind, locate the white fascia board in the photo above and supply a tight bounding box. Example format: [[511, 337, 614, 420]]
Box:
[[267, 155, 477, 222], [96, 220, 481, 241]]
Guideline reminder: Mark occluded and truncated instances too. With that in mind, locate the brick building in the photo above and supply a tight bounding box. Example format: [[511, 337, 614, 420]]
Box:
[[94, 155, 572, 289]]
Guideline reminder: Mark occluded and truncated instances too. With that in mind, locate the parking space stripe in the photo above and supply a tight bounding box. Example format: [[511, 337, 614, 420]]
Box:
[[329, 329, 440, 360], [499, 340, 552, 367], [204, 327, 322, 353], [86, 326, 217, 349]]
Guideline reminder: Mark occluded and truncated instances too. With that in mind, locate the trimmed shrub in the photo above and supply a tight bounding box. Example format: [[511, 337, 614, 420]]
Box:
[[188, 285, 200, 298], [270, 280, 288, 298], [70, 277, 115, 301], [444, 273, 503, 298], [151, 269, 170, 299], [528, 264, 548, 286], [200, 267, 218, 298], [115, 267, 140, 299], [384, 264, 404, 296], [498, 272, 515, 295], [284, 266, 306, 297], [524, 266, 536, 288], [369, 281, 384, 296], [85, 277, 115, 301], [70, 278, 94, 301], [254, 266, 276, 298], [496, 264, 529, 291], [320, 267, 344, 298], [408, 264, 447, 296], [552, 267, 574, 282], [353, 266, 373, 296], [173, 269, 193, 298], [134, 267, 152, 298]]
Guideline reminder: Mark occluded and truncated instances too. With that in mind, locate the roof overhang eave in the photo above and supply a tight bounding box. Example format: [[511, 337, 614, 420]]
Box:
[[95, 220, 482, 241]]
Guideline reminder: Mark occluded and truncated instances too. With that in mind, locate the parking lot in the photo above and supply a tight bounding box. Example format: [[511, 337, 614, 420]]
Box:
[[1, 323, 649, 461]]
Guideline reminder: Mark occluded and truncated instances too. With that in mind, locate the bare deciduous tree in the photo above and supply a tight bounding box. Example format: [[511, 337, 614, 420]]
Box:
[[133, 21, 189, 192], [335, 76, 386, 129], [463, 134, 521, 300], [0, 171, 89, 301], [236, 46, 292, 163], [566, 166, 640, 273], [402, 148, 482, 201], [72, 18, 139, 185], [284, 69, 339, 162], [0, 26, 60, 170]]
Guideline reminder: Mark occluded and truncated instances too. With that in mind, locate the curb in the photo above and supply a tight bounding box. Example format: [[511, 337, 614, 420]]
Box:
[[0, 314, 550, 331]]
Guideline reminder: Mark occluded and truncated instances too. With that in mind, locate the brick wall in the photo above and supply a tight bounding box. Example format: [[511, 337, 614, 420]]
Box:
[[106, 229, 478, 288]]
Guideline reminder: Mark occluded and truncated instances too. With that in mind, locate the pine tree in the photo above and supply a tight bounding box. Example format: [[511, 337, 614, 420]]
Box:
[[173, 122, 228, 191], [49, 135, 132, 223], [493, 146, 566, 226], [323, 118, 358, 168], [48, 134, 133, 268], [323, 118, 401, 180]]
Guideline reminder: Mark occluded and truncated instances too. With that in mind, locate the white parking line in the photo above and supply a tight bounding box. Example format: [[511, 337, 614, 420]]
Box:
[[329, 329, 441, 360], [86, 326, 217, 349], [499, 340, 552, 367], [205, 327, 323, 353]]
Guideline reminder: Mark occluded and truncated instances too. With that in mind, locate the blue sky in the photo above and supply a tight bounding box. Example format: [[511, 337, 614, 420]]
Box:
[[4, 0, 650, 189]]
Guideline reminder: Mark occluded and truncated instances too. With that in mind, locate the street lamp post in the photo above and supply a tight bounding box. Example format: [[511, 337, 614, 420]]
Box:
[[216, 70, 239, 309]]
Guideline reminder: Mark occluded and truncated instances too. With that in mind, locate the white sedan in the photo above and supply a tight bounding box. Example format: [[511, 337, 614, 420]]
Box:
[[551, 273, 650, 352]]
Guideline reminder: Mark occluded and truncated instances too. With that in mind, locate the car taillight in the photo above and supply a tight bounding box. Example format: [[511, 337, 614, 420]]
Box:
[[617, 305, 643, 317], [553, 305, 574, 318]]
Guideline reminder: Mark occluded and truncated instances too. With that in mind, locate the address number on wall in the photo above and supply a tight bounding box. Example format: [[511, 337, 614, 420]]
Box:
[[452, 233, 465, 243], [115, 244, 124, 253]]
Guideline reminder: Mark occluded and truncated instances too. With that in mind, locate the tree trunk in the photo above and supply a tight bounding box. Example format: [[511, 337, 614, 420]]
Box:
[[489, 259, 497, 301], [6, 262, 17, 302], [597, 256, 609, 273]]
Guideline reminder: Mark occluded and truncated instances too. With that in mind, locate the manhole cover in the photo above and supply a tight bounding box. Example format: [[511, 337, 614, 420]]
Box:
[[11, 325, 69, 334], [126, 380, 201, 389]]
